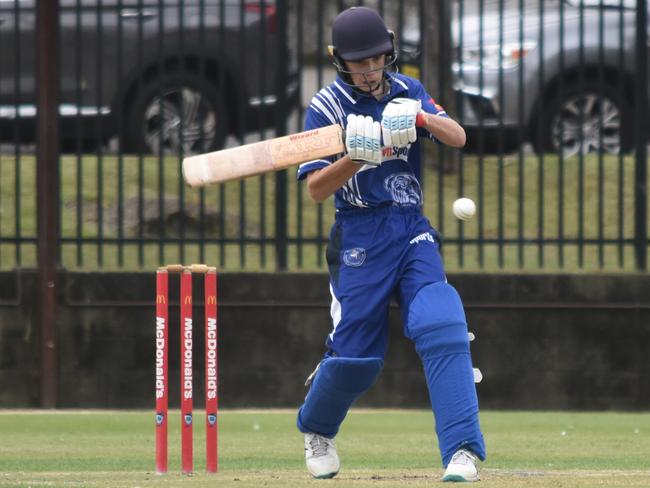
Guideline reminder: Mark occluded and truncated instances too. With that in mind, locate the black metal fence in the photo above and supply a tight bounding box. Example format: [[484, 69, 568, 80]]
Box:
[[0, 0, 648, 272]]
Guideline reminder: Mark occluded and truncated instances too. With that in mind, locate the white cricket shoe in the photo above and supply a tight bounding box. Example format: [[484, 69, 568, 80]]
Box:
[[304, 433, 340, 479], [442, 449, 480, 482]]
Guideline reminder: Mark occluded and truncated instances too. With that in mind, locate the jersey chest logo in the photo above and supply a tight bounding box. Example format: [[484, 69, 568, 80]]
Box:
[[384, 173, 422, 206]]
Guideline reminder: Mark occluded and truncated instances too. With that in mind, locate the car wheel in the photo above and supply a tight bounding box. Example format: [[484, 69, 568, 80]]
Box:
[[125, 73, 228, 155], [538, 82, 630, 157]]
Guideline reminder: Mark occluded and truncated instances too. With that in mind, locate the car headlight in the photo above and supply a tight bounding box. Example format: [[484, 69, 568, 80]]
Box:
[[456, 41, 537, 70]]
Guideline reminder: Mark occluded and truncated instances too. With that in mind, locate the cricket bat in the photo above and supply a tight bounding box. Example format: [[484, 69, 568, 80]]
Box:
[[182, 113, 427, 187], [182, 124, 345, 187]]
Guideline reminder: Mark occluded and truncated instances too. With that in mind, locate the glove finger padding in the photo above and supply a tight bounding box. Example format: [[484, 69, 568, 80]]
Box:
[[371, 121, 381, 162], [398, 103, 409, 146], [363, 116, 374, 161], [381, 98, 421, 148], [345, 114, 359, 158], [381, 102, 396, 147], [346, 114, 382, 166], [404, 101, 418, 144]]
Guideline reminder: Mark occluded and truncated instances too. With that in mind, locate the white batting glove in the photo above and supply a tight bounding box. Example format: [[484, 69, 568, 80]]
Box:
[[345, 114, 382, 166], [381, 98, 422, 147]]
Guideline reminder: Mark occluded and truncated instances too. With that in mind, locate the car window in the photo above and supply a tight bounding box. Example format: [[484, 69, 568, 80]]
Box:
[[565, 0, 635, 8], [0, 0, 34, 8]]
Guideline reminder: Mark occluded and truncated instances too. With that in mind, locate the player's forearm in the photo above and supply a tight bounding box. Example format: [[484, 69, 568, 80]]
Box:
[[420, 112, 466, 148], [306, 155, 360, 203]]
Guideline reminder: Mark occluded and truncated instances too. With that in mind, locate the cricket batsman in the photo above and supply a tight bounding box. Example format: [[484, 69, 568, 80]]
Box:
[[295, 6, 486, 482]]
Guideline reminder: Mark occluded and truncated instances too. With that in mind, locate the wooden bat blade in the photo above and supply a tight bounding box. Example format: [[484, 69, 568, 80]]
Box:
[[182, 124, 344, 187]]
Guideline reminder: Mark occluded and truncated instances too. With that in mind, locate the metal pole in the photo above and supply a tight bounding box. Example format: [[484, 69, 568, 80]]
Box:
[[274, 0, 289, 270], [36, 0, 60, 407], [634, 0, 648, 270]]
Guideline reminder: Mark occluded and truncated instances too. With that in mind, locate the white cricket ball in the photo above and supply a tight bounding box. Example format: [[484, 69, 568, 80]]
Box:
[[452, 197, 476, 221]]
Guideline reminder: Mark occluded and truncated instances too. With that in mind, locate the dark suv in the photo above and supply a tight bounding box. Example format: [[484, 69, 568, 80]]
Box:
[[0, 0, 298, 154]]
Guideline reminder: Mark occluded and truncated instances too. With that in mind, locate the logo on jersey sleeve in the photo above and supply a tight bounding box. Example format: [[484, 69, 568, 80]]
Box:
[[384, 173, 422, 206], [429, 98, 445, 113]]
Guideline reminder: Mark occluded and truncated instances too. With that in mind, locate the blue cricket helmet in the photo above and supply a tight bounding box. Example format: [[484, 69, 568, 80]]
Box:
[[328, 7, 397, 82], [331, 6, 395, 62]]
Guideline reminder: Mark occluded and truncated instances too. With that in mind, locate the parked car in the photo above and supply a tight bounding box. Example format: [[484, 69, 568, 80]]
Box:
[[0, 0, 298, 154], [400, 0, 650, 156]]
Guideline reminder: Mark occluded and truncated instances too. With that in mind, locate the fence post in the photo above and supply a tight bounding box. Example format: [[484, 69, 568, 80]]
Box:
[[634, 0, 648, 270], [274, 0, 289, 270], [36, 0, 60, 407]]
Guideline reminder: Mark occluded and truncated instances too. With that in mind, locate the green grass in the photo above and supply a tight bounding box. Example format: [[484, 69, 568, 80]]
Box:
[[0, 410, 648, 487], [0, 151, 648, 271]]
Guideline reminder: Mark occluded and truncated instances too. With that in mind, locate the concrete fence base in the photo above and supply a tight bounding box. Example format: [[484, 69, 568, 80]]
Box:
[[1, 271, 648, 410]]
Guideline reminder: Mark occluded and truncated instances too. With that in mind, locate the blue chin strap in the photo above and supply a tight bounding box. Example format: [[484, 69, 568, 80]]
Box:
[[406, 281, 487, 466], [297, 356, 383, 438]]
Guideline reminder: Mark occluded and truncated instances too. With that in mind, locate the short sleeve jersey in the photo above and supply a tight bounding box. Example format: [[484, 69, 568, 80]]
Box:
[[296, 73, 449, 210]]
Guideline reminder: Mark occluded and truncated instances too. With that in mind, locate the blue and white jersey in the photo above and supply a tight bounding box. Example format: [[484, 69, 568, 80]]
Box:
[[297, 73, 449, 210]]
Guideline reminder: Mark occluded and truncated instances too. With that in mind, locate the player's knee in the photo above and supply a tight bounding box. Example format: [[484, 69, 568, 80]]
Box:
[[405, 282, 469, 359]]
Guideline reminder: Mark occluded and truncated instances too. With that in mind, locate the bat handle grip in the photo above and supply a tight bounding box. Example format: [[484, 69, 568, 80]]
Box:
[[415, 112, 428, 128]]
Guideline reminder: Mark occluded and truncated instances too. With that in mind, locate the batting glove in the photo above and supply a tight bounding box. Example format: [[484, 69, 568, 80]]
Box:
[[345, 114, 382, 166], [381, 98, 422, 147]]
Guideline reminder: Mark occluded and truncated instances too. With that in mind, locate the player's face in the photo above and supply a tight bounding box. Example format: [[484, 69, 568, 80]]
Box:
[[345, 54, 386, 96]]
